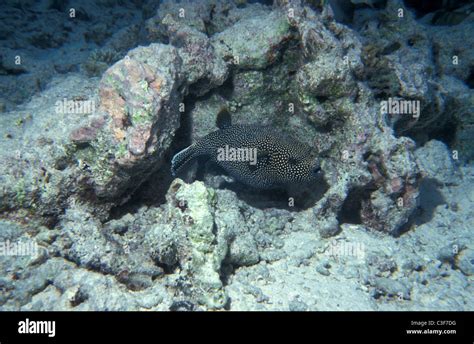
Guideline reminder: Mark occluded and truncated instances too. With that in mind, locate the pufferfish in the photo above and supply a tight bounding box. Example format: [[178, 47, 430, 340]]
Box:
[[171, 123, 323, 189]]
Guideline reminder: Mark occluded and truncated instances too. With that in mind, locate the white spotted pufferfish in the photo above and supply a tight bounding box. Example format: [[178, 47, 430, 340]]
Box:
[[171, 111, 324, 189]]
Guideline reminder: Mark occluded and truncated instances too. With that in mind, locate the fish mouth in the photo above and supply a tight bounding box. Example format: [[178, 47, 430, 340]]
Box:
[[312, 166, 323, 177], [311, 160, 324, 178]]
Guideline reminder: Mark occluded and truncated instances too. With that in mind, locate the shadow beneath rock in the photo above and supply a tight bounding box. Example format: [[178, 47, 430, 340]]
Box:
[[396, 177, 446, 236], [414, 178, 446, 225]]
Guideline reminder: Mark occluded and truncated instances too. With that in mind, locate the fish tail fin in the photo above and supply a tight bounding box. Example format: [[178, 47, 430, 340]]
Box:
[[171, 145, 197, 176]]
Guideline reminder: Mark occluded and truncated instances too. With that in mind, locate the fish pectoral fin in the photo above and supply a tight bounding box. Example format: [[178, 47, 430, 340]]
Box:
[[248, 151, 270, 172], [288, 157, 299, 165]]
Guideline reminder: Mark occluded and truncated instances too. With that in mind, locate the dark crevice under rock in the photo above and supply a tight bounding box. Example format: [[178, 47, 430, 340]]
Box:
[[403, 0, 472, 18], [394, 113, 458, 148], [337, 185, 373, 225]]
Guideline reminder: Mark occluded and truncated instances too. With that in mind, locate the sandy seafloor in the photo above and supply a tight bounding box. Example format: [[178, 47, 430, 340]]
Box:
[[0, 0, 473, 311]]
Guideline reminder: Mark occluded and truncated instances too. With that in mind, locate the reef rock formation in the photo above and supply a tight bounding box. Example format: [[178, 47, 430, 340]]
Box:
[[1, 0, 472, 312], [77, 43, 183, 199]]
